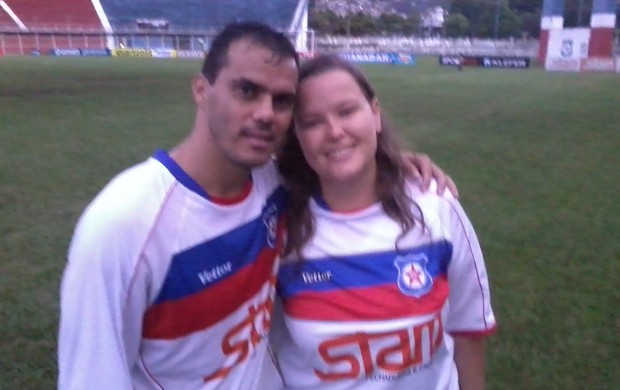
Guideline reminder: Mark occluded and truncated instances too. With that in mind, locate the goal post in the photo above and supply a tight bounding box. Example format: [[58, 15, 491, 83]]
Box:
[[285, 28, 315, 57]]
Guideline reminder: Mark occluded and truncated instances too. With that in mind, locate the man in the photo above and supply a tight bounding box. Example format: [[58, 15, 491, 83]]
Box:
[[58, 21, 453, 390]]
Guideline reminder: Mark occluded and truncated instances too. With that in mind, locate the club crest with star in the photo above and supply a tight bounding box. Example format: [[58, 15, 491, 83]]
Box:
[[263, 204, 278, 249], [394, 253, 433, 298]]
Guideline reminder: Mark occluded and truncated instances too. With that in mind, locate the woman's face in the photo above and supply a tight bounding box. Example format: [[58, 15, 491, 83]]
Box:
[[293, 69, 382, 188]]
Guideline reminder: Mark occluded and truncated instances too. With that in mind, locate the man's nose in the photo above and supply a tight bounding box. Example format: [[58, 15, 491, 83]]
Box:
[[253, 95, 274, 126]]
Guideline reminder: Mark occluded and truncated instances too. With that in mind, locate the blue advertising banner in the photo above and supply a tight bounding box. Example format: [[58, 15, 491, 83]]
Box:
[[80, 48, 111, 57], [340, 52, 416, 65], [392, 52, 416, 65], [48, 48, 111, 57], [49, 48, 81, 56]]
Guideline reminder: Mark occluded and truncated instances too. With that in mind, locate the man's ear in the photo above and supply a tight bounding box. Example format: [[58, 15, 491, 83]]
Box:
[[192, 73, 209, 105]]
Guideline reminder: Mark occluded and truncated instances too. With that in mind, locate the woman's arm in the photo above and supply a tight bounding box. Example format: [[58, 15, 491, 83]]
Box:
[[453, 335, 487, 390]]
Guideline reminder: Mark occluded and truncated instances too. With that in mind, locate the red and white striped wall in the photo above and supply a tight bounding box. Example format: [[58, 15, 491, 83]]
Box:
[[588, 0, 617, 57], [539, 0, 565, 63], [540, 0, 617, 69]]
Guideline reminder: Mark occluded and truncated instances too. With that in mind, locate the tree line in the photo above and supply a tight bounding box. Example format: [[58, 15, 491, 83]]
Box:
[[310, 0, 619, 39]]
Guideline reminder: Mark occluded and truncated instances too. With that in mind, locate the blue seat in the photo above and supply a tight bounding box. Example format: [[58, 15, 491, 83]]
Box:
[[99, 0, 299, 32]]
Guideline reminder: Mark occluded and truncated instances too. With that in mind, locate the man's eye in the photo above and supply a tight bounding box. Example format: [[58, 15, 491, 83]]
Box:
[[239, 84, 258, 98], [273, 96, 295, 110]]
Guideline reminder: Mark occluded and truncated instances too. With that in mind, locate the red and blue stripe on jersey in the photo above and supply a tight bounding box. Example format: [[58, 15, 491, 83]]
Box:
[[143, 186, 287, 340], [277, 241, 453, 321]]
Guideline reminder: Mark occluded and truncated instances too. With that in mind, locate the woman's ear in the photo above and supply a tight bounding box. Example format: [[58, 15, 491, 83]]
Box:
[[371, 98, 382, 133]]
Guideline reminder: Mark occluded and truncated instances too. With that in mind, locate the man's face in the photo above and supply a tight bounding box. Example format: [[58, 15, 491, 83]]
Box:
[[201, 40, 298, 169]]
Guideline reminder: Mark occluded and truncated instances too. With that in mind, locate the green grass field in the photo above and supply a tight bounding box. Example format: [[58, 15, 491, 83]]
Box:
[[1, 56, 619, 389]]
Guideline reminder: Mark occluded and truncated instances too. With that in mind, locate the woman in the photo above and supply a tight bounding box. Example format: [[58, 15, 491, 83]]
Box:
[[273, 54, 496, 390]]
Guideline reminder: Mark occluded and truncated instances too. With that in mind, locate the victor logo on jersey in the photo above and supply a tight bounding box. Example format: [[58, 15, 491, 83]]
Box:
[[394, 253, 433, 298], [263, 204, 278, 248], [302, 270, 333, 284], [197, 261, 233, 285], [314, 313, 444, 381]]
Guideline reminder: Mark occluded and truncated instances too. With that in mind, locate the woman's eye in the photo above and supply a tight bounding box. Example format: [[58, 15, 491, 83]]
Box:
[[340, 106, 356, 117], [298, 119, 320, 129]]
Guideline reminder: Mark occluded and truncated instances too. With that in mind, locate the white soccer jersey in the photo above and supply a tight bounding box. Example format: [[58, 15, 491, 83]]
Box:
[[272, 182, 496, 390], [59, 150, 285, 390]]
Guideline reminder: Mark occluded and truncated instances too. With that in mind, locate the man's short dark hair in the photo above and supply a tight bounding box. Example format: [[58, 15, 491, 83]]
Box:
[[202, 21, 300, 84]]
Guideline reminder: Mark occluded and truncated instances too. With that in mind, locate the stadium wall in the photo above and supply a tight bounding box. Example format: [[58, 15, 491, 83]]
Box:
[[540, 0, 618, 72], [1, 28, 540, 58]]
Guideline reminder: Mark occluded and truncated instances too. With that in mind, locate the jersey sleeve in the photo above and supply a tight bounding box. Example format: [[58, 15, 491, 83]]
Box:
[[58, 189, 152, 389], [442, 198, 496, 336]]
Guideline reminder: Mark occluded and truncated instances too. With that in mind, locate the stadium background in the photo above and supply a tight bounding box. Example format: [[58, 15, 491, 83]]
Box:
[[0, 0, 574, 57], [0, 0, 619, 389]]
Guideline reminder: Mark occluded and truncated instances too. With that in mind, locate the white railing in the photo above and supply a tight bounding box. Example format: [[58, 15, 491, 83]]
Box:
[[316, 35, 540, 57]]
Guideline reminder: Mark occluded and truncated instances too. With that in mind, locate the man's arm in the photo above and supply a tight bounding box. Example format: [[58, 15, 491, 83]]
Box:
[[401, 152, 459, 197], [58, 207, 145, 389], [453, 335, 487, 390]]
